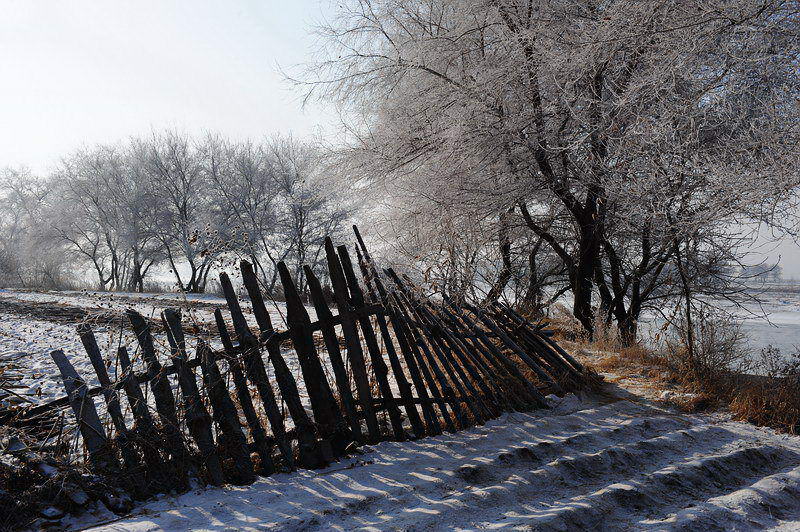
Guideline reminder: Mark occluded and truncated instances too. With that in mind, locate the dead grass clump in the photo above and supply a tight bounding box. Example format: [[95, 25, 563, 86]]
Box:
[[728, 352, 800, 434], [679, 392, 718, 413], [540, 304, 584, 342], [651, 314, 800, 434]]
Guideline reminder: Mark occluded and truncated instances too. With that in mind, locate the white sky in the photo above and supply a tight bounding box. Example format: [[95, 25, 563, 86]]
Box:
[[0, 0, 336, 174], [2, 0, 798, 276]]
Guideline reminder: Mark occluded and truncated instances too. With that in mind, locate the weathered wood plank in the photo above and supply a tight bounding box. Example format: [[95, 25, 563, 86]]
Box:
[[278, 261, 348, 456], [162, 308, 224, 486], [386, 292, 450, 434], [77, 324, 145, 495], [198, 339, 256, 485], [442, 299, 548, 409], [437, 305, 528, 412], [353, 227, 440, 435], [240, 260, 275, 339], [50, 349, 116, 472], [218, 273, 296, 468], [117, 346, 173, 493], [389, 291, 464, 431], [325, 237, 381, 442], [304, 266, 364, 443], [464, 303, 563, 394], [219, 272, 325, 469], [354, 246, 426, 438], [337, 246, 407, 441], [214, 309, 275, 475], [125, 309, 190, 483]]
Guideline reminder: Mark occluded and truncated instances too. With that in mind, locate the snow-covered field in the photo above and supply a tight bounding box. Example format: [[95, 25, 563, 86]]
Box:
[[0, 288, 307, 406], [64, 393, 800, 531]]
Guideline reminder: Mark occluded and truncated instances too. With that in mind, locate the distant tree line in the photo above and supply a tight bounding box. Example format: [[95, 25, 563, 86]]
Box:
[[0, 132, 355, 294]]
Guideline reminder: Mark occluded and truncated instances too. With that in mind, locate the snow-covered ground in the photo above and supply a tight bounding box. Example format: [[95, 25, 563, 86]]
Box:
[[63, 393, 800, 531], [4, 288, 800, 530], [0, 288, 309, 406]]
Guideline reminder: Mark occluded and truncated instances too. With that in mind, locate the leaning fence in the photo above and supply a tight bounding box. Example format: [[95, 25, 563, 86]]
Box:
[[5, 226, 591, 501]]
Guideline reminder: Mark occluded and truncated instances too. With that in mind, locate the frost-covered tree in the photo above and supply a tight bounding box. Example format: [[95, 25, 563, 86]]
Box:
[[305, 0, 800, 339]]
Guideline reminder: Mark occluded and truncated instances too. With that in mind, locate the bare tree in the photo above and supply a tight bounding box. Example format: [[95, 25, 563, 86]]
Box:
[[304, 0, 800, 339]]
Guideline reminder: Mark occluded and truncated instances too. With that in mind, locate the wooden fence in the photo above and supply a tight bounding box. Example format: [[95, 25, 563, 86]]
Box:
[[28, 227, 589, 498]]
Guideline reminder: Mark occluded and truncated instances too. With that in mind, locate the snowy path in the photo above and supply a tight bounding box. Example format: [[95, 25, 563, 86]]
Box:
[[70, 394, 800, 531]]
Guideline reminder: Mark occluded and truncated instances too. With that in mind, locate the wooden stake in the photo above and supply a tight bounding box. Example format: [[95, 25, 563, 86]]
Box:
[[162, 308, 224, 486], [198, 339, 256, 485], [278, 261, 348, 455], [214, 309, 275, 475], [304, 266, 364, 443], [337, 246, 407, 441], [325, 238, 381, 442]]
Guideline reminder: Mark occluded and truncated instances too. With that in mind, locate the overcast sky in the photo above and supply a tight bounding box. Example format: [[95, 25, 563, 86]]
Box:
[[0, 0, 335, 173], [2, 0, 798, 276]]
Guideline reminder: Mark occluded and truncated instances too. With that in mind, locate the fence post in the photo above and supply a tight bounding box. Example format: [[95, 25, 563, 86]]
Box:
[[126, 309, 190, 488], [219, 272, 325, 469], [353, 245, 426, 439], [337, 246, 407, 440], [278, 262, 349, 457], [304, 266, 364, 443], [50, 349, 116, 473], [77, 324, 145, 495], [325, 238, 381, 442]]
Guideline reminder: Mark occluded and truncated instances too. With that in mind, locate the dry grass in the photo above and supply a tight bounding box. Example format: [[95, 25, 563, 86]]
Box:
[[555, 311, 800, 435]]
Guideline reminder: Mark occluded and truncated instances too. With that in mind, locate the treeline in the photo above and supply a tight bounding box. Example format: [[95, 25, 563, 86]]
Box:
[[0, 132, 354, 294]]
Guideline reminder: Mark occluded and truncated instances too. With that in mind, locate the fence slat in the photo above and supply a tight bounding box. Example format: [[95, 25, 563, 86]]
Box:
[[50, 349, 116, 472], [386, 272, 489, 425], [304, 266, 364, 443], [389, 292, 464, 431], [77, 324, 145, 495], [490, 305, 580, 382], [126, 309, 190, 485], [162, 309, 224, 486], [337, 246, 407, 441], [464, 303, 563, 395], [235, 264, 329, 466], [214, 309, 275, 475], [239, 260, 276, 339], [437, 305, 529, 412], [441, 299, 548, 409], [386, 292, 451, 433], [325, 237, 381, 442], [198, 339, 256, 485], [278, 261, 348, 456], [498, 304, 585, 373], [117, 346, 172, 493], [219, 272, 325, 469], [394, 282, 502, 419], [353, 227, 441, 435], [354, 245, 426, 439]]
